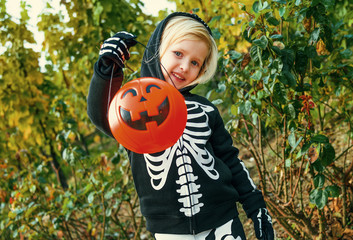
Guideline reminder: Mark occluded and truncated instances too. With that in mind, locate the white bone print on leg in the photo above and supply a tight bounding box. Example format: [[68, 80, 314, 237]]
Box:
[[155, 218, 244, 240], [213, 219, 241, 240], [143, 100, 219, 217]]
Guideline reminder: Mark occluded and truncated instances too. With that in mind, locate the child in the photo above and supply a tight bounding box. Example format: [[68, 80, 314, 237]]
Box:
[[87, 12, 274, 240]]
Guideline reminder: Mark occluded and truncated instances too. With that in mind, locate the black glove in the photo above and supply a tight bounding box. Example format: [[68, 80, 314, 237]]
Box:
[[98, 31, 137, 68], [251, 208, 274, 240]]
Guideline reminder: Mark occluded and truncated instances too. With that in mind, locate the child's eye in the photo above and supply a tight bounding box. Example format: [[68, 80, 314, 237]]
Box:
[[174, 51, 182, 57], [191, 61, 199, 66]]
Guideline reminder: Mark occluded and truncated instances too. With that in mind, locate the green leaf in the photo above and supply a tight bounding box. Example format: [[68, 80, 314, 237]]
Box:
[[253, 1, 270, 12], [111, 154, 120, 165], [309, 188, 328, 209], [305, 46, 318, 58], [320, 143, 335, 166], [273, 0, 287, 4], [231, 105, 238, 117], [242, 28, 252, 43], [280, 48, 295, 72], [104, 189, 115, 200], [25, 205, 39, 218], [285, 158, 292, 168], [239, 101, 252, 115], [251, 70, 262, 81], [228, 50, 242, 60], [295, 51, 308, 75], [290, 136, 303, 153], [282, 70, 296, 87], [30, 184, 36, 193], [309, 28, 320, 45], [8, 211, 17, 219], [285, 103, 296, 119], [297, 142, 311, 158], [314, 174, 325, 188], [209, 15, 222, 26], [88, 192, 95, 204], [325, 185, 340, 197], [265, 12, 280, 26], [212, 99, 223, 105], [311, 134, 329, 143], [253, 35, 268, 50], [20, 3, 30, 22], [101, 1, 112, 12], [252, 112, 259, 125], [262, 1, 269, 10], [340, 49, 352, 59], [312, 159, 325, 172], [211, 28, 221, 40], [78, 183, 93, 196], [257, 90, 265, 99], [217, 83, 226, 92], [273, 82, 287, 104], [288, 132, 296, 148], [267, 16, 280, 26], [279, 7, 286, 17], [321, 0, 335, 8], [62, 148, 75, 163], [270, 34, 283, 40], [106, 208, 112, 217], [93, 2, 104, 26], [278, 74, 288, 85], [253, 1, 260, 13], [250, 46, 260, 63], [295, 0, 302, 6]]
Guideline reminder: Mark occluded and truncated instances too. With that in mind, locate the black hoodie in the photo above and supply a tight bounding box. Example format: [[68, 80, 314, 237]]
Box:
[[87, 12, 266, 234]]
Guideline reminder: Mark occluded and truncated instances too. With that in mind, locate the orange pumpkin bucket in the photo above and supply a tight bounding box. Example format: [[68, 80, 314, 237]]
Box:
[[108, 77, 187, 153]]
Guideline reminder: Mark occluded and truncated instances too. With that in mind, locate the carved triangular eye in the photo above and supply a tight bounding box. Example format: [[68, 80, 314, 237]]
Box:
[[146, 84, 161, 93]]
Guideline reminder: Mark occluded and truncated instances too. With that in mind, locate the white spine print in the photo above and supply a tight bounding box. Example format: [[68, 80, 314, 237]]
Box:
[[175, 142, 204, 217]]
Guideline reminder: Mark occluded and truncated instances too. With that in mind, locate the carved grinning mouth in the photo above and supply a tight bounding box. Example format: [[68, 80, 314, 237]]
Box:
[[120, 97, 170, 130]]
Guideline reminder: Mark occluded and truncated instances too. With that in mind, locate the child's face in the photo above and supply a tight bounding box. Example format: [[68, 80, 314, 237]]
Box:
[[160, 40, 208, 89]]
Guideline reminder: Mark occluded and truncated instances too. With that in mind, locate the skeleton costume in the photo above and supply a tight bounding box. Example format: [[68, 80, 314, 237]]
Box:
[[87, 12, 271, 239]]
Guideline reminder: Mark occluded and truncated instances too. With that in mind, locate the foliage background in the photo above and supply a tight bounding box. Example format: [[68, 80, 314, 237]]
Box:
[[1, 0, 353, 239]]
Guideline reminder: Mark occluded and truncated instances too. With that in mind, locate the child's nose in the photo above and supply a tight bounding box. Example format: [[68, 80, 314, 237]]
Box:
[[180, 61, 189, 72]]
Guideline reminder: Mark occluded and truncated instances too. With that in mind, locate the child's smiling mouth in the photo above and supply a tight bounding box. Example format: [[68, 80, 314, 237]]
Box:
[[172, 72, 185, 81]]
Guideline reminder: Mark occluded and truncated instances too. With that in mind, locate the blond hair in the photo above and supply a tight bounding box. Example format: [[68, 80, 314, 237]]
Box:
[[159, 16, 218, 85]]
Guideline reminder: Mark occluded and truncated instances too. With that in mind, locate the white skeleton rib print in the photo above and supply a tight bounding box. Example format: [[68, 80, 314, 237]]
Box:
[[144, 100, 220, 217]]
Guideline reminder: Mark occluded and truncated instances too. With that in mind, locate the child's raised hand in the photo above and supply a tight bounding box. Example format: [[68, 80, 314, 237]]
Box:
[[251, 208, 274, 240], [99, 31, 137, 69]]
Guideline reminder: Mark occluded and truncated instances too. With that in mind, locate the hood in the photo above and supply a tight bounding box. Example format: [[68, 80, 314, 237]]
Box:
[[140, 12, 212, 92]]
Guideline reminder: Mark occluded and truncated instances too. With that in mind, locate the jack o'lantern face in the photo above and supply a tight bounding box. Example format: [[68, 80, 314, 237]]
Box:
[[108, 77, 187, 154], [119, 84, 170, 130]]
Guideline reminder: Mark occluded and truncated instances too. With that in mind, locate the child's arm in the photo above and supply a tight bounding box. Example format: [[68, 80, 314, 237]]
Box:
[[87, 32, 137, 138], [209, 106, 274, 239]]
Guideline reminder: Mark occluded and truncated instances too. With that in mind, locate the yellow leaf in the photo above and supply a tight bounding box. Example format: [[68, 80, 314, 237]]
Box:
[[9, 112, 20, 127], [35, 134, 42, 145], [8, 211, 17, 219], [218, 37, 228, 50], [94, 135, 101, 143], [23, 127, 32, 140]]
